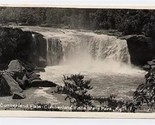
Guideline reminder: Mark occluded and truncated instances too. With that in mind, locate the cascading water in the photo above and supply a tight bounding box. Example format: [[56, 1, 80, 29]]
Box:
[[45, 37, 63, 66], [40, 29, 144, 84], [62, 34, 131, 65], [20, 26, 145, 100], [88, 35, 131, 63]]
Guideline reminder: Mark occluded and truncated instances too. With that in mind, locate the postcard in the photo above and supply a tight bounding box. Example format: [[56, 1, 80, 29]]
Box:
[[0, 6, 155, 118]]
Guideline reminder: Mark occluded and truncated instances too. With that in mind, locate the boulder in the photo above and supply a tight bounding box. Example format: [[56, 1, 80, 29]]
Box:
[[121, 35, 155, 66], [0, 75, 12, 96], [25, 71, 57, 87], [30, 80, 57, 87], [12, 92, 26, 99], [27, 71, 42, 83], [0, 60, 24, 96], [7, 60, 25, 73], [1, 73, 23, 96]]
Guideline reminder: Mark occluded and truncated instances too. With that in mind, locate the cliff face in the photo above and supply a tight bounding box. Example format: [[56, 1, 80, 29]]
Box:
[[31, 33, 47, 67], [0, 27, 47, 69], [122, 35, 155, 66]]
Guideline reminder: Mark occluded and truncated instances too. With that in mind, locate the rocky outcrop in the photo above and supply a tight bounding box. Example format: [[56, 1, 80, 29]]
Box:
[[0, 27, 47, 70], [121, 35, 155, 66], [0, 60, 24, 96], [0, 60, 58, 97], [31, 33, 47, 67]]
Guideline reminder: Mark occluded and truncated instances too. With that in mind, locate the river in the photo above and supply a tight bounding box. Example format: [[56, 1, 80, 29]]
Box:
[[21, 26, 145, 100]]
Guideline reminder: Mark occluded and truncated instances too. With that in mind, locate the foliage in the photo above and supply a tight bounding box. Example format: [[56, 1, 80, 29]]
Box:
[[133, 63, 155, 110], [1, 8, 155, 38], [56, 74, 93, 109], [55, 74, 137, 112]]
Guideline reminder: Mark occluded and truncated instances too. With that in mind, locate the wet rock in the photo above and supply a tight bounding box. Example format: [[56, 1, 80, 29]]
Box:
[[0, 75, 12, 96], [143, 60, 155, 70], [27, 71, 42, 83], [0, 27, 47, 69], [1, 73, 23, 96], [35, 67, 45, 72], [30, 80, 57, 87], [12, 92, 26, 99], [0, 60, 24, 96], [7, 60, 25, 73], [121, 35, 155, 66], [0, 58, 57, 97], [23, 70, 57, 87], [32, 33, 47, 67]]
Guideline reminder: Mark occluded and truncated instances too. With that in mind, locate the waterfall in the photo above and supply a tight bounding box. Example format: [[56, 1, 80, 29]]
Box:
[[45, 37, 63, 66], [38, 28, 131, 67], [39, 29, 144, 83], [46, 37, 50, 65], [43, 31, 136, 74], [88, 35, 131, 63], [59, 33, 131, 66]]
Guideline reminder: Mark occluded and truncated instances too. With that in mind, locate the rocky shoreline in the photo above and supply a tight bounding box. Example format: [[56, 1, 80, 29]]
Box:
[[0, 26, 152, 97], [0, 26, 154, 112], [0, 60, 57, 99]]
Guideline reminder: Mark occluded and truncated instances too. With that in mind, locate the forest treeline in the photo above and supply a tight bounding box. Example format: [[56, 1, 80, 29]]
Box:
[[0, 8, 155, 37]]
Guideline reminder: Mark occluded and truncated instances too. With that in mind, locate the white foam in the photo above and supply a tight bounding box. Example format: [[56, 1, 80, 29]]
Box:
[[21, 27, 145, 83]]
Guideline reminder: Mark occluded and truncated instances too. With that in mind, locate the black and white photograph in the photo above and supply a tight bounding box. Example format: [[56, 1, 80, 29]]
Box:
[[0, 7, 155, 116]]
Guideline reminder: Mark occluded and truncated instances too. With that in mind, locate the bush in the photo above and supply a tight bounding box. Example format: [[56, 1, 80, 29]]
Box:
[[54, 69, 155, 112], [133, 61, 155, 111], [56, 74, 93, 109], [55, 74, 137, 112]]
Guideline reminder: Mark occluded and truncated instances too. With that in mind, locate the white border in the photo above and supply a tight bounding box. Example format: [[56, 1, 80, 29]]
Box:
[[0, 111, 154, 118], [0, 4, 155, 9]]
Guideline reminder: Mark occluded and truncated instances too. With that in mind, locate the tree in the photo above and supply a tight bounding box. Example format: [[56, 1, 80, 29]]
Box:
[[133, 61, 155, 111], [58, 74, 93, 109]]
